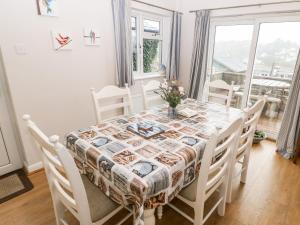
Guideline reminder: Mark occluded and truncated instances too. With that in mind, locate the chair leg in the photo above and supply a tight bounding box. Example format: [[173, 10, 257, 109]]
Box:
[[226, 159, 235, 203], [218, 181, 227, 216], [241, 151, 250, 184], [53, 194, 67, 225], [157, 206, 163, 220], [194, 203, 204, 225]]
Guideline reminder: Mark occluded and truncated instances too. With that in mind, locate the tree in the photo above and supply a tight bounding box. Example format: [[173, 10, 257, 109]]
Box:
[[143, 39, 159, 73]]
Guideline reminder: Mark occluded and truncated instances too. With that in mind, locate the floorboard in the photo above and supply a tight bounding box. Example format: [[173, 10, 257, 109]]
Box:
[[1, 140, 299, 225]]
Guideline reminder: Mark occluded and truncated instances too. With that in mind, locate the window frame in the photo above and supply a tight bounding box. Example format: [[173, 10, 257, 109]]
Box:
[[131, 9, 164, 78], [207, 13, 300, 108], [206, 13, 300, 140]]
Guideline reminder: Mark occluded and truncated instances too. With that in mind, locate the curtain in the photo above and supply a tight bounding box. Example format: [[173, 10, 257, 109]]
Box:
[[111, 0, 133, 87], [277, 51, 300, 159], [166, 12, 182, 80], [188, 10, 210, 99]]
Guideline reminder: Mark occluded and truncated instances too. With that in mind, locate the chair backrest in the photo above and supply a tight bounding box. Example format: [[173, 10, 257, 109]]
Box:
[[236, 98, 265, 157], [23, 115, 57, 156], [208, 80, 234, 108], [196, 118, 242, 203], [90, 84, 133, 123], [23, 115, 92, 225], [141, 80, 163, 110]]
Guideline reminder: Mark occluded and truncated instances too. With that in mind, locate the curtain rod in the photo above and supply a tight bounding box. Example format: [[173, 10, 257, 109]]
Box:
[[132, 0, 183, 14], [211, 9, 300, 18], [189, 0, 300, 13]]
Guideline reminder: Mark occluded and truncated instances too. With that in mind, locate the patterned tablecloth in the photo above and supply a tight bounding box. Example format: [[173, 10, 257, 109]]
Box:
[[65, 99, 242, 225]]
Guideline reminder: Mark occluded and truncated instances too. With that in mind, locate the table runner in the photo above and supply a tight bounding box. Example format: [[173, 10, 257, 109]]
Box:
[[65, 99, 242, 225]]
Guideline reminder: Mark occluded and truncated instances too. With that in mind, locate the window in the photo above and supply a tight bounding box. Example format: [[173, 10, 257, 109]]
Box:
[[210, 25, 254, 109], [131, 10, 166, 77], [207, 15, 300, 139]]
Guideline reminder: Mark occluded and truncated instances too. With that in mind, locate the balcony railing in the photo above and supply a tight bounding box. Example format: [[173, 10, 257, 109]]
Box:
[[210, 72, 291, 133]]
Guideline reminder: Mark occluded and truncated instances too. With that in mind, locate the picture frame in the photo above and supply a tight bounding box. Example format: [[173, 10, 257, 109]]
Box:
[[83, 28, 100, 46], [37, 0, 58, 17], [51, 30, 72, 51]]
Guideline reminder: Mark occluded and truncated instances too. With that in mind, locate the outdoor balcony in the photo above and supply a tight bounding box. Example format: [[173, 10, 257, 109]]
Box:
[[211, 72, 292, 137]]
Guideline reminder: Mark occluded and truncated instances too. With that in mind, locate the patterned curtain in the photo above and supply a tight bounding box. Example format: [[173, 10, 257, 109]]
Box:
[[188, 10, 210, 99], [111, 0, 133, 87], [166, 12, 182, 80], [277, 51, 300, 159]]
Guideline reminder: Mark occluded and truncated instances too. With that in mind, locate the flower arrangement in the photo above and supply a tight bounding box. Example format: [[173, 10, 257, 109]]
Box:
[[156, 80, 185, 108]]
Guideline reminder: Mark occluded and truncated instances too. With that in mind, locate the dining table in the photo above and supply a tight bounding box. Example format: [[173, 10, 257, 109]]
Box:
[[65, 98, 243, 225]]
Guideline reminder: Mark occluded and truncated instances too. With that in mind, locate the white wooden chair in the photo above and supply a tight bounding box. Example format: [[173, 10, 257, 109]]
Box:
[[168, 118, 242, 225], [90, 84, 133, 123], [23, 115, 132, 225], [207, 80, 234, 108], [141, 80, 164, 110], [227, 98, 265, 203]]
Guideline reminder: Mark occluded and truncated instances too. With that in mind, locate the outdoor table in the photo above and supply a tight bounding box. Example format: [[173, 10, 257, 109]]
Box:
[[251, 79, 290, 89], [65, 98, 243, 225]]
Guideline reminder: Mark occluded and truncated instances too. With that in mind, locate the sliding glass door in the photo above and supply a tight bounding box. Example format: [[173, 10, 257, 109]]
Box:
[[249, 21, 300, 138], [207, 15, 300, 139], [208, 24, 254, 108]]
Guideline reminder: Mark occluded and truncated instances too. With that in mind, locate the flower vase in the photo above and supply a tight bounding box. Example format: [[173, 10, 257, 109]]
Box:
[[168, 106, 177, 119]]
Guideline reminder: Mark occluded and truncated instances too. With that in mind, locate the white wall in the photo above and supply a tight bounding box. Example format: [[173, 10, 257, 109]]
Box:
[[178, 0, 299, 90], [0, 0, 178, 172], [141, 0, 180, 10]]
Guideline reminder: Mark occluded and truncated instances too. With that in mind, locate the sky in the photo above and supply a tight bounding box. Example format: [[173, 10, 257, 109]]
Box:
[[215, 22, 300, 45]]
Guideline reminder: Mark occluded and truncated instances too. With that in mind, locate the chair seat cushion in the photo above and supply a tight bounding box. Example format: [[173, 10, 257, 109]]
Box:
[[179, 177, 198, 202], [81, 175, 120, 222], [179, 169, 221, 202]]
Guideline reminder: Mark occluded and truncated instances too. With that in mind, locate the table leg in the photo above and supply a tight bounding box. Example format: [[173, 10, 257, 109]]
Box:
[[144, 209, 156, 225], [157, 206, 163, 219]]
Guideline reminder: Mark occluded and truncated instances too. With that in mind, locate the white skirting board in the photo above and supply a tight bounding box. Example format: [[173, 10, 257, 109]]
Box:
[[24, 161, 43, 173]]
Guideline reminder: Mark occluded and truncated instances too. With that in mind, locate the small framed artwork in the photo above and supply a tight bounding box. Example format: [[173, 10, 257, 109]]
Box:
[[37, 0, 58, 17], [51, 31, 72, 50], [83, 28, 100, 46]]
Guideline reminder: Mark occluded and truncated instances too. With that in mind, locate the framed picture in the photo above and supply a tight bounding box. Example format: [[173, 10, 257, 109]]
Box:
[[51, 31, 72, 50], [37, 0, 58, 17], [83, 28, 100, 46]]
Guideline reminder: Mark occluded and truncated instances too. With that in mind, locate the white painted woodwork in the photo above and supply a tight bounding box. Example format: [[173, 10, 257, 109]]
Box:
[[157, 206, 163, 220], [0, 49, 22, 175], [227, 98, 266, 203], [23, 115, 132, 225], [168, 117, 243, 225], [0, 130, 9, 167], [207, 80, 234, 109], [144, 209, 156, 225], [90, 84, 133, 123], [141, 80, 164, 110]]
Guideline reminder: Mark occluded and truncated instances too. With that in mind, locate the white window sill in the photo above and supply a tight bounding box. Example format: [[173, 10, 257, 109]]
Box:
[[134, 73, 166, 81]]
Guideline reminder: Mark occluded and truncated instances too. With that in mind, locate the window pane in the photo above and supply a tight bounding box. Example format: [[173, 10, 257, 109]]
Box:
[[211, 25, 254, 108], [144, 19, 160, 33], [250, 22, 300, 136], [143, 39, 162, 73], [131, 17, 138, 72], [253, 22, 300, 79]]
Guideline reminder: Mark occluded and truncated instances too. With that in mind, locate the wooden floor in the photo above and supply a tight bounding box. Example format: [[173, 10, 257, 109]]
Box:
[[258, 115, 282, 134], [1, 140, 300, 225]]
